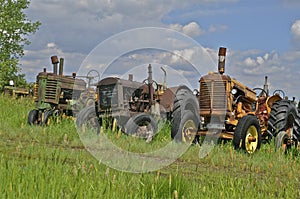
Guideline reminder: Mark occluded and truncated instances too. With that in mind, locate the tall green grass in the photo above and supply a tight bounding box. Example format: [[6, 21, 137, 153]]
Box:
[[0, 95, 300, 198]]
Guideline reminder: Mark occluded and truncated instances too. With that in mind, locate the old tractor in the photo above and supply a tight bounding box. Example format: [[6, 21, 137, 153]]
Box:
[[171, 47, 300, 153], [27, 55, 96, 125], [76, 64, 194, 142]]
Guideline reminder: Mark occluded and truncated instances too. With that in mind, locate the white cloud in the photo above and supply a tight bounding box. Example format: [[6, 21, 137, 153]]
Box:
[[291, 20, 300, 37], [256, 56, 264, 65], [238, 51, 283, 75], [47, 42, 56, 48], [168, 22, 205, 37]]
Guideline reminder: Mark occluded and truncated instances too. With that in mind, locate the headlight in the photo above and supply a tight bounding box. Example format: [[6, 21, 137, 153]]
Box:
[[231, 88, 237, 95]]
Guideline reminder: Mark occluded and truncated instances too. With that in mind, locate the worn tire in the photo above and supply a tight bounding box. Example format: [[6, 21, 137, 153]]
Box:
[[233, 115, 262, 154], [267, 100, 298, 137], [171, 88, 199, 140], [171, 110, 199, 143], [43, 110, 53, 125], [275, 131, 298, 153], [76, 105, 100, 132], [28, 109, 38, 125], [124, 113, 158, 139]]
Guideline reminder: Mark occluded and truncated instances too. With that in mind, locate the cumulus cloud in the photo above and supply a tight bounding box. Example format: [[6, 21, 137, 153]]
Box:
[[290, 19, 300, 49], [236, 51, 283, 75], [168, 22, 205, 37], [291, 20, 300, 37]]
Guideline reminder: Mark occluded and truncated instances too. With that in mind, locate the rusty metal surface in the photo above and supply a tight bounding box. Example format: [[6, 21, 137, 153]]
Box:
[[158, 87, 176, 112]]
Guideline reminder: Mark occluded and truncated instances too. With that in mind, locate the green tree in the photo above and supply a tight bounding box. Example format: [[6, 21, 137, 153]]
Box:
[[0, 0, 41, 89]]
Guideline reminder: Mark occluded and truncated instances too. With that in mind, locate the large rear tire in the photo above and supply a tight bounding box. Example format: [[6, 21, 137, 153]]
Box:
[[171, 88, 199, 142], [233, 115, 262, 154], [267, 100, 298, 137]]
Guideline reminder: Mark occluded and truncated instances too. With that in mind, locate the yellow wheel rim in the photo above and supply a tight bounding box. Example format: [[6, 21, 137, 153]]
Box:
[[182, 119, 196, 143], [245, 125, 258, 154]]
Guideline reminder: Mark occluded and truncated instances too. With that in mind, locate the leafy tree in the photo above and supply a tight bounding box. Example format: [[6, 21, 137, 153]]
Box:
[[0, 0, 41, 89]]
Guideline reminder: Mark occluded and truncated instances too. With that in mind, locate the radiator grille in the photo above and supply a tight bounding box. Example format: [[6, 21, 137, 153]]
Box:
[[45, 79, 58, 101], [200, 80, 227, 110]]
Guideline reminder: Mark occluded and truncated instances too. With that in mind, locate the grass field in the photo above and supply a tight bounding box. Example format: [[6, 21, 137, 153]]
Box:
[[0, 95, 300, 198]]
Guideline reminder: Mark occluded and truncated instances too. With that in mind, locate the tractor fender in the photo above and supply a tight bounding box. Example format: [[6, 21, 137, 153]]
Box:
[[159, 85, 198, 113], [266, 94, 282, 114]]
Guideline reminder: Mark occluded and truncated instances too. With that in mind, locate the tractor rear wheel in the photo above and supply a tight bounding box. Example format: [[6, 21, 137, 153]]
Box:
[[124, 113, 158, 142], [28, 109, 38, 125], [171, 110, 198, 143], [233, 115, 262, 154], [171, 88, 199, 142], [267, 100, 298, 137]]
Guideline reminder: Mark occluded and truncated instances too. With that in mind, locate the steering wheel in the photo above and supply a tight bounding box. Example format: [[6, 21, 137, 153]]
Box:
[[142, 79, 158, 90], [86, 70, 100, 87], [273, 89, 285, 99], [253, 88, 267, 97]]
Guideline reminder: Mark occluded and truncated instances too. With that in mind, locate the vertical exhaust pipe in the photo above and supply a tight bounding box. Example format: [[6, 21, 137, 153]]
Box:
[[51, 55, 59, 75], [148, 64, 153, 105], [160, 66, 167, 90], [59, 58, 64, 76], [218, 47, 227, 75], [263, 76, 269, 96]]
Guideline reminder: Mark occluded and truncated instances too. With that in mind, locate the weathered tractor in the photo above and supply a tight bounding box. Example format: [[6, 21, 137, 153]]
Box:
[[27, 56, 96, 125], [171, 47, 300, 153], [76, 64, 192, 142]]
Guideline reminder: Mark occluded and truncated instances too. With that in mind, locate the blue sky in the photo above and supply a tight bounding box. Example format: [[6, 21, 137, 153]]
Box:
[[163, 0, 299, 52], [20, 0, 300, 99]]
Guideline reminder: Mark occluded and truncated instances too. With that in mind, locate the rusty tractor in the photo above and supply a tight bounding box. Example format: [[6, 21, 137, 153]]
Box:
[[76, 64, 196, 142], [170, 47, 300, 153], [27, 55, 98, 125]]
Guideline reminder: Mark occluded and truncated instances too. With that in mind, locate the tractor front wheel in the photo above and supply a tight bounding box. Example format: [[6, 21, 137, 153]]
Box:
[[275, 131, 298, 153], [233, 115, 262, 154], [124, 113, 158, 142], [28, 109, 38, 125], [171, 110, 198, 143], [76, 105, 100, 134], [43, 110, 53, 125]]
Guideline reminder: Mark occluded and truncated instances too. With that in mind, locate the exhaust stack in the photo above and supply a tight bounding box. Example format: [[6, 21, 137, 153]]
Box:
[[51, 55, 59, 75], [161, 66, 167, 90], [263, 76, 269, 96], [59, 58, 64, 76], [218, 47, 227, 75], [148, 64, 153, 104]]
